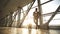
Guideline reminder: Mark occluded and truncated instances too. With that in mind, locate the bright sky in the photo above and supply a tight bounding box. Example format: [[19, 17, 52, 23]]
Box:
[[22, 0, 60, 27]]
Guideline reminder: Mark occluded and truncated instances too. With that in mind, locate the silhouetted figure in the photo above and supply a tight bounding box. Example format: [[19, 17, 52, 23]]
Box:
[[33, 8, 39, 29]]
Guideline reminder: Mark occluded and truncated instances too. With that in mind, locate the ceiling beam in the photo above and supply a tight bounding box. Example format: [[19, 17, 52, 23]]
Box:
[[31, 0, 53, 9], [46, 5, 60, 24], [18, 0, 35, 27]]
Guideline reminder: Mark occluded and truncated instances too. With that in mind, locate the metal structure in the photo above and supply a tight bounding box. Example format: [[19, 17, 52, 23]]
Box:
[[0, 0, 60, 30]]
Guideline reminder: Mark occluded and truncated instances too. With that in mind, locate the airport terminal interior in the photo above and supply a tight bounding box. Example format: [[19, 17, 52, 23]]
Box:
[[0, 0, 60, 34]]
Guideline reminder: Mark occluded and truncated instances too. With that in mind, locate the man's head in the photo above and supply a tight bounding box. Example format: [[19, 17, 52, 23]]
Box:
[[36, 8, 37, 11], [35, 8, 38, 12]]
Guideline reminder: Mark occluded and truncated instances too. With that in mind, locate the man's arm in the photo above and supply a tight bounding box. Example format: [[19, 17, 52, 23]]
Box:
[[33, 12, 35, 16], [37, 12, 40, 17]]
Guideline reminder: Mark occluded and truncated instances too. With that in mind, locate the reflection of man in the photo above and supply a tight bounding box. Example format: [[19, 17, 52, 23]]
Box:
[[33, 8, 39, 29], [28, 24, 32, 34]]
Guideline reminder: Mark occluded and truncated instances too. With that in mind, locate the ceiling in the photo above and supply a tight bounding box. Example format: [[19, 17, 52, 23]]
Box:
[[0, 0, 33, 19]]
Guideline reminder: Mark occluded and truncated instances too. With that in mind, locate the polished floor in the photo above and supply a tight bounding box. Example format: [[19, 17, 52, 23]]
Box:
[[0, 27, 60, 34]]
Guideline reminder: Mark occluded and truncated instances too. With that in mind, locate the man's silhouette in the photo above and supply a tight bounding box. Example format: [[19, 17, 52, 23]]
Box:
[[33, 8, 39, 29]]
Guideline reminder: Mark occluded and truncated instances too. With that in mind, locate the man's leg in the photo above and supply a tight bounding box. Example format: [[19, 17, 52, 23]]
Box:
[[35, 18, 38, 29], [34, 17, 38, 29]]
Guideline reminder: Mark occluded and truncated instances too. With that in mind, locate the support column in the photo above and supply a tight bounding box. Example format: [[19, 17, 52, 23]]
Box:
[[17, 7, 21, 27], [9, 12, 13, 27], [37, 0, 43, 25], [5, 16, 8, 27]]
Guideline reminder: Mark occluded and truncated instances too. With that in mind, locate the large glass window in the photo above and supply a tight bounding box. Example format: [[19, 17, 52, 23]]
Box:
[[22, 0, 60, 27]]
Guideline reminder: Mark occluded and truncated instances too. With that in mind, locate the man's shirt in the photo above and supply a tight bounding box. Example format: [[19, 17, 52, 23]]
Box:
[[33, 11, 39, 19]]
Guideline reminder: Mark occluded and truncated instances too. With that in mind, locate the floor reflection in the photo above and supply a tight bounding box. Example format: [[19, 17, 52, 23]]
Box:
[[0, 27, 60, 34]]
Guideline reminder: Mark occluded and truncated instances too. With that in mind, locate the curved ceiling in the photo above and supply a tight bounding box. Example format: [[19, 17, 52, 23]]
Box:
[[0, 0, 33, 19]]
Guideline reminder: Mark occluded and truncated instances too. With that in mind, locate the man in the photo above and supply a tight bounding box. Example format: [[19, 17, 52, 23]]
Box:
[[33, 8, 39, 29]]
